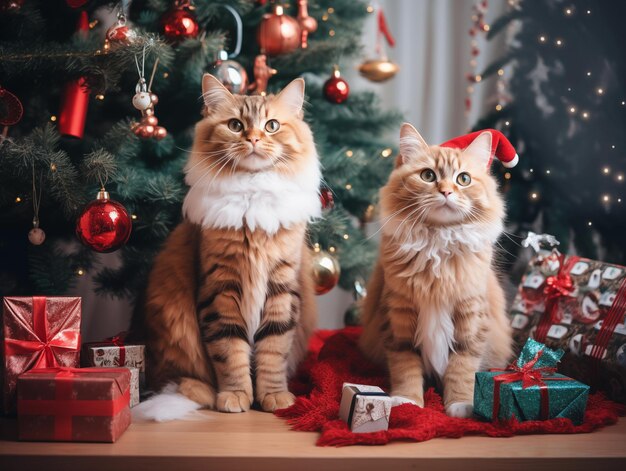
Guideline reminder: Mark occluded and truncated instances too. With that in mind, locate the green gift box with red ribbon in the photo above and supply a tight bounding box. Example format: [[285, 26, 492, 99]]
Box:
[[17, 367, 131, 442], [2, 296, 81, 415], [474, 338, 589, 424]]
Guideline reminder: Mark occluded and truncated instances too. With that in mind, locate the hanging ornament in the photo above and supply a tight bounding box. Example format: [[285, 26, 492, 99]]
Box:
[[0, 85, 23, 141], [104, 2, 137, 52], [297, 0, 317, 49], [344, 278, 367, 326], [358, 7, 399, 82], [311, 248, 340, 295], [320, 185, 334, 211], [208, 5, 248, 95], [210, 51, 248, 94], [131, 50, 167, 140], [323, 65, 349, 104], [248, 54, 277, 95], [58, 11, 90, 139], [76, 188, 132, 253], [161, 0, 199, 42], [257, 3, 301, 56], [0, 0, 24, 12], [28, 164, 45, 246]]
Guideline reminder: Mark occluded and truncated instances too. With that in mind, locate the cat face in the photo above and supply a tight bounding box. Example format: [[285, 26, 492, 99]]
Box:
[[382, 123, 504, 227], [186, 75, 316, 184]]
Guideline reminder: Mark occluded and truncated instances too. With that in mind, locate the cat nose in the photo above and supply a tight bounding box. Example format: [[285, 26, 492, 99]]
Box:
[[440, 190, 453, 197], [247, 137, 260, 145]]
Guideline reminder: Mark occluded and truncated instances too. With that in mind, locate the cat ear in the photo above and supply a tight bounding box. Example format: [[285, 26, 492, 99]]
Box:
[[275, 78, 305, 116], [201, 73, 233, 110], [461, 131, 493, 168], [399, 123, 429, 165]]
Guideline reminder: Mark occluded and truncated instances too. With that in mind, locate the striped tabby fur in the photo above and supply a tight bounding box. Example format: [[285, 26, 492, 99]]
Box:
[[144, 76, 319, 413]]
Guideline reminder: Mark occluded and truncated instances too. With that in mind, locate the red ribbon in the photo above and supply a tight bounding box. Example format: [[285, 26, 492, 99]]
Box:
[[590, 277, 626, 361], [535, 255, 579, 342], [490, 350, 569, 421], [377, 9, 395, 47], [18, 367, 130, 441], [4, 296, 81, 369]]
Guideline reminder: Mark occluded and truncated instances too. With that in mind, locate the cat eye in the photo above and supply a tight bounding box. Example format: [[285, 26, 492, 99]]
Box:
[[420, 169, 436, 183], [228, 119, 244, 132], [456, 172, 472, 186], [265, 119, 280, 133]]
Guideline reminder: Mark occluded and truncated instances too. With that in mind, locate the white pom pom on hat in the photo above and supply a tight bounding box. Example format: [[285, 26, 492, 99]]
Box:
[[440, 129, 519, 168]]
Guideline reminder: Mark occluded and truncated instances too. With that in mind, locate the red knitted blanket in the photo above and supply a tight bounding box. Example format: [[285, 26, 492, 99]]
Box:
[[276, 328, 624, 446]]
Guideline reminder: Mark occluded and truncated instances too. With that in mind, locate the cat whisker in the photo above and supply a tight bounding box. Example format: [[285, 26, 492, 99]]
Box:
[[365, 202, 423, 240]]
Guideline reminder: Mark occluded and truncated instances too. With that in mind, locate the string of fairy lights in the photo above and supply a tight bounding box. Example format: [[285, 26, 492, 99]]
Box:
[[468, 1, 624, 222]]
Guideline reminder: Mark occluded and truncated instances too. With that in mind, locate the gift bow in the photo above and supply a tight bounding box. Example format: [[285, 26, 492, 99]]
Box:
[[89, 331, 128, 366], [4, 296, 80, 369], [492, 350, 557, 389], [536, 254, 579, 342], [490, 339, 568, 421]]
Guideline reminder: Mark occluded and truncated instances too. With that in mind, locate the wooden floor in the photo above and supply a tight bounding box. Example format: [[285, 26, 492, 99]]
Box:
[[1, 412, 625, 471]]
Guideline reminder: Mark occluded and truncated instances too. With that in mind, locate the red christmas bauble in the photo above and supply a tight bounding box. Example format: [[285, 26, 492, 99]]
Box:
[[76, 190, 132, 253], [257, 5, 301, 56], [0, 87, 23, 126], [323, 69, 349, 104], [320, 186, 334, 211], [161, 7, 199, 41]]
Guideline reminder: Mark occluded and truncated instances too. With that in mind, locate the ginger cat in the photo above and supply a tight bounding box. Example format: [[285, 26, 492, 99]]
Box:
[[359, 123, 512, 418], [143, 75, 320, 414]]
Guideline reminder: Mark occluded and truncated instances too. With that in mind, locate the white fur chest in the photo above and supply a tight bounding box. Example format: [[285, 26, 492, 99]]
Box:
[[414, 304, 455, 378], [182, 157, 322, 234]]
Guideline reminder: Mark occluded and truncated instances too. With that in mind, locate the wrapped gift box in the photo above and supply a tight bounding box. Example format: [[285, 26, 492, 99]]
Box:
[[82, 335, 144, 406], [339, 383, 393, 433], [474, 338, 589, 425], [17, 367, 131, 442], [127, 367, 139, 407], [509, 250, 626, 403], [1, 296, 81, 415], [82, 334, 145, 371]]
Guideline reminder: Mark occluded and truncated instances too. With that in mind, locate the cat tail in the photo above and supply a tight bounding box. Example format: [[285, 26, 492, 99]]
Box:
[[132, 378, 215, 422]]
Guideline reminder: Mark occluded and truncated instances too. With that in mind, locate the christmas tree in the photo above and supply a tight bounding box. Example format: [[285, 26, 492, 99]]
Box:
[[474, 0, 626, 266], [0, 0, 401, 310]]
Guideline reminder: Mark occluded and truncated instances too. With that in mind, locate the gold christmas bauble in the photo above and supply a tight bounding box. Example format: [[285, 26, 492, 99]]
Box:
[[358, 59, 399, 82], [311, 249, 340, 295]]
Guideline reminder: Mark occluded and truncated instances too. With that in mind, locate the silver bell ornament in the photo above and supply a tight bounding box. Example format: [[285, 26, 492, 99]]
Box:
[[210, 50, 248, 95]]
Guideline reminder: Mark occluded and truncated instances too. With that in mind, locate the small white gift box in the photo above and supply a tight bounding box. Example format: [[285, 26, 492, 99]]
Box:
[[338, 383, 393, 433]]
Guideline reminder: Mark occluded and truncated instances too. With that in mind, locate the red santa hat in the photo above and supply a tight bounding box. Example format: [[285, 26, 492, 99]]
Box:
[[440, 129, 519, 168]]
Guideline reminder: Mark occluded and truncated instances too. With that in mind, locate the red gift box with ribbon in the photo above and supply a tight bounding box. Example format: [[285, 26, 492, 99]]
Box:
[[1, 296, 81, 415], [509, 249, 626, 404], [17, 367, 131, 442]]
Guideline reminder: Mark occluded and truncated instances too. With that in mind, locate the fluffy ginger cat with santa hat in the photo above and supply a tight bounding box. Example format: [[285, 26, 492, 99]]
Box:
[[359, 124, 516, 418]]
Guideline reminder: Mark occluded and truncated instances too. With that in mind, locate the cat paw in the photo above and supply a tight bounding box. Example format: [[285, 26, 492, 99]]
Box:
[[446, 401, 474, 418], [216, 390, 252, 413], [259, 391, 296, 412], [391, 395, 423, 408], [390, 391, 424, 408]]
